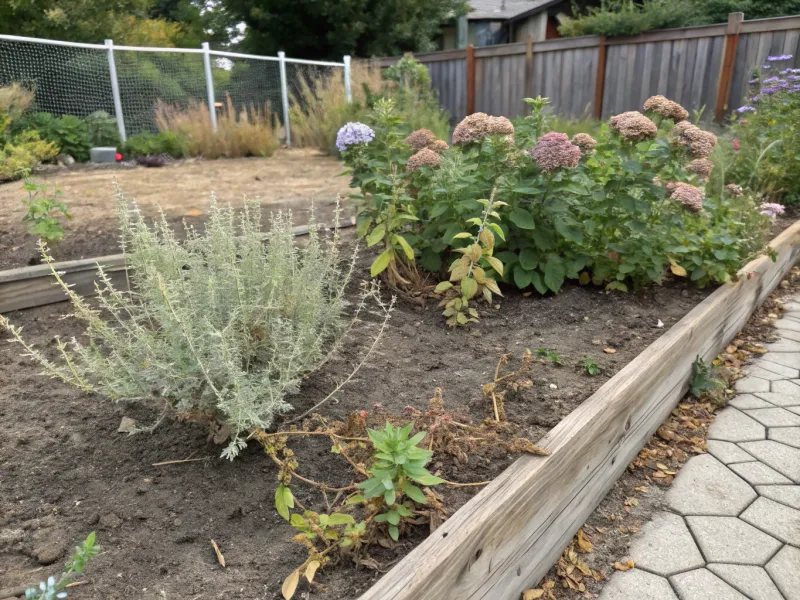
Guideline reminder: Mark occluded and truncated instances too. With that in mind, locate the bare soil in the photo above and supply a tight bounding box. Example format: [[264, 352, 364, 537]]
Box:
[[0, 149, 352, 270], [0, 255, 707, 599]]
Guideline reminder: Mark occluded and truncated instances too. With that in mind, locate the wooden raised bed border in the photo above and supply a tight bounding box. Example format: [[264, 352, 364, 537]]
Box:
[[0, 218, 355, 314], [361, 220, 800, 600]]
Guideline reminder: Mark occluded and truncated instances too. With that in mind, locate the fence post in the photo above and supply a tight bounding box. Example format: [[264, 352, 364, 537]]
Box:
[[278, 51, 291, 146], [201, 42, 217, 131], [466, 44, 476, 115], [715, 12, 745, 122], [593, 36, 607, 120], [524, 34, 534, 115], [343, 55, 352, 103], [104, 39, 126, 142]]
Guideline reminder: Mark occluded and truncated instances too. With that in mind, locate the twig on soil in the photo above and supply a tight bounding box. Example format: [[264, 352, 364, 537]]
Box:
[[439, 478, 491, 487], [152, 456, 210, 467]]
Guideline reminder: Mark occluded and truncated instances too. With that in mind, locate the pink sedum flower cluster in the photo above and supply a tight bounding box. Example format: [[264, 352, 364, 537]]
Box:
[[609, 111, 658, 141], [528, 132, 581, 172], [669, 182, 705, 213], [406, 148, 441, 172], [643, 95, 689, 122], [452, 113, 514, 145]]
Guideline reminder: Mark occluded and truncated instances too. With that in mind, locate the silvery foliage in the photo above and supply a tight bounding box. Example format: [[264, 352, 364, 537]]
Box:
[[5, 187, 362, 459]]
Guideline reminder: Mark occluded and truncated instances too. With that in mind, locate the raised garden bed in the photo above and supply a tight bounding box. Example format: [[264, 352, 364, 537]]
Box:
[[1, 222, 798, 599]]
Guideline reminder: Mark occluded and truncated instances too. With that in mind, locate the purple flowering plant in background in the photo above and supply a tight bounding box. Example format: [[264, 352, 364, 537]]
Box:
[[760, 202, 786, 216], [335, 122, 375, 153]]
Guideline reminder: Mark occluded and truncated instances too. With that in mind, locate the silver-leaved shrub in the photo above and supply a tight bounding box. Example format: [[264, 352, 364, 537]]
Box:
[[2, 188, 369, 459]]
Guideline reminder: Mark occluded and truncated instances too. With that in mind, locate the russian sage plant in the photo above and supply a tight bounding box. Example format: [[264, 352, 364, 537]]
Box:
[[2, 188, 376, 459]]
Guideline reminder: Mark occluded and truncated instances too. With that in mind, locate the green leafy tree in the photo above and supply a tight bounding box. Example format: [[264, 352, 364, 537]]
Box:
[[221, 0, 469, 61]]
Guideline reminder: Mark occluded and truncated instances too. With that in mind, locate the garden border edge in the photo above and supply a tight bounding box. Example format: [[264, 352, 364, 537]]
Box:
[[360, 220, 800, 600]]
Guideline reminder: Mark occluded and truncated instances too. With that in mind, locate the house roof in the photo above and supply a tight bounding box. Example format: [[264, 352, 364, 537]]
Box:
[[467, 0, 559, 20]]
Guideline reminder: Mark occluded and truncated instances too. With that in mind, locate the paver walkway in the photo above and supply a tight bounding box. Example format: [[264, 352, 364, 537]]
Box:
[[599, 299, 800, 600]]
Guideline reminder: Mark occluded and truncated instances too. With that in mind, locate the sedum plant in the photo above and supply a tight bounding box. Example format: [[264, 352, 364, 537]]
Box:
[[2, 189, 369, 459]]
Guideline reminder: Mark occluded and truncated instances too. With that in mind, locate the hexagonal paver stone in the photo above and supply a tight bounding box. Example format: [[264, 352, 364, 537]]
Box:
[[729, 395, 774, 410], [764, 340, 800, 352], [769, 426, 800, 449], [743, 407, 800, 427], [760, 352, 800, 370], [598, 568, 677, 600], [666, 454, 756, 516], [766, 545, 800, 600], [754, 392, 800, 407], [627, 512, 704, 576], [740, 497, 800, 546], [706, 440, 755, 464], [756, 485, 800, 509], [708, 408, 766, 442], [769, 379, 800, 399], [735, 377, 771, 394], [730, 461, 793, 485], [789, 406, 800, 416], [687, 516, 782, 564], [775, 327, 800, 343], [775, 319, 800, 333], [745, 365, 793, 381], [739, 440, 800, 482], [669, 568, 748, 600], [706, 564, 784, 600]]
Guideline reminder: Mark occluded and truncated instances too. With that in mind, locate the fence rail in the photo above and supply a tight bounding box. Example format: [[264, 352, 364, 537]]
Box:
[[0, 33, 352, 142], [375, 12, 800, 123]]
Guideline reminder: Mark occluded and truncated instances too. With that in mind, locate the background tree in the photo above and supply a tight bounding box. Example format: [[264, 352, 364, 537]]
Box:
[[221, 0, 469, 60]]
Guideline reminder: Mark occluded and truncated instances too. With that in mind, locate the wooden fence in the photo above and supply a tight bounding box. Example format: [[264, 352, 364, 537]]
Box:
[[375, 13, 800, 122]]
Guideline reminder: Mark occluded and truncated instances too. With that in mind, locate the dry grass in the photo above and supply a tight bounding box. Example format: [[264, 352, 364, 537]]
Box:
[[155, 94, 280, 159], [0, 83, 34, 122], [289, 61, 384, 153]]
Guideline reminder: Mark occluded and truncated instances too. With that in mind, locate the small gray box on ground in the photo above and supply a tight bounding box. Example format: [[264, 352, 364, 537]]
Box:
[[90, 147, 118, 163]]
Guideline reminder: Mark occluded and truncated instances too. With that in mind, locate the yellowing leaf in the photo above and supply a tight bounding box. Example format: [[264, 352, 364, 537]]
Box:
[[393, 234, 415, 261], [483, 278, 503, 296], [305, 560, 320, 583], [282, 569, 300, 599], [370, 249, 392, 277], [452, 232, 472, 239], [479, 228, 495, 252], [467, 243, 483, 262], [434, 281, 453, 293], [614, 560, 635, 572], [603, 347, 617, 354], [578, 271, 590, 285], [576, 528, 593, 553], [461, 276, 479, 299], [522, 590, 545, 599], [670, 263, 687, 277], [485, 255, 504, 276]]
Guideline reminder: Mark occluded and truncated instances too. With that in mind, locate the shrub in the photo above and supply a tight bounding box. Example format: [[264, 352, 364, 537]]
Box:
[[85, 110, 121, 147], [290, 56, 450, 157], [1, 191, 369, 459], [7, 111, 56, 140], [0, 130, 59, 182], [121, 131, 187, 158], [725, 55, 800, 204], [558, 0, 692, 37], [341, 95, 770, 322], [155, 94, 280, 159], [43, 115, 92, 162], [0, 83, 34, 138]]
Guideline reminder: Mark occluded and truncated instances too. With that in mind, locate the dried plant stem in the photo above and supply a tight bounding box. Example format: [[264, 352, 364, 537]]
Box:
[[266, 452, 358, 493], [439, 478, 491, 487]]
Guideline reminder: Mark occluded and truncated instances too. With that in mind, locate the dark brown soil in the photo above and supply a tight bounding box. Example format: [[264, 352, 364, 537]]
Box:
[[0, 258, 708, 599]]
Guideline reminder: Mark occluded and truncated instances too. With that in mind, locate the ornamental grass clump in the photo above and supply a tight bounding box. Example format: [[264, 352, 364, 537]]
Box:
[[1, 189, 379, 459]]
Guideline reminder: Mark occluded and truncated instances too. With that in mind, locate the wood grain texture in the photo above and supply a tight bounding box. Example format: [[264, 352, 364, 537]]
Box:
[[715, 13, 744, 121], [361, 221, 800, 600]]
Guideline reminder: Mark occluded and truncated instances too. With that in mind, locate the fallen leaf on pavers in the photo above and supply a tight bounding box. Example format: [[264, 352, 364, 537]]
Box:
[[625, 497, 639, 507], [603, 347, 617, 354], [211, 539, 225, 567], [576, 529, 593, 552], [634, 486, 649, 493], [657, 426, 678, 441], [595, 526, 608, 533], [614, 560, 635, 571], [522, 590, 545, 599]]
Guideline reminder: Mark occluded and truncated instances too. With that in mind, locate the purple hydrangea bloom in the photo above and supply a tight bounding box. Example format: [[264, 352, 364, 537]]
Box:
[[736, 105, 756, 113], [767, 54, 793, 62], [335, 122, 375, 152], [760, 202, 786, 217]]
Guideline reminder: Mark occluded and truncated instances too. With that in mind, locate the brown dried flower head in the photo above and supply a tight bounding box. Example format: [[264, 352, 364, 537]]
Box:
[[452, 112, 514, 145], [609, 111, 658, 141], [528, 132, 581, 172], [643, 95, 688, 122], [686, 158, 714, 179], [670, 122, 717, 158], [406, 148, 441, 172], [725, 183, 743, 197], [669, 182, 705, 213], [571, 133, 597, 154], [429, 139, 449, 153], [404, 128, 438, 151]]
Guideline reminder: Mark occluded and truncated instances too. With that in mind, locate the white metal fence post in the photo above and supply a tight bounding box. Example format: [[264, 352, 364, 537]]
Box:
[[343, 55, 352, 103], [278, 51, 291, 146], [104, 39, 127, 142], [202, 42, 217, 131]]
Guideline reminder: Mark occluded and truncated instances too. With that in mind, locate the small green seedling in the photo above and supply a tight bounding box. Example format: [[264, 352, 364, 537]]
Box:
[[21, 173, 71, 242], [536, 348, 563, 366], [690, 355, 725, 398], [582, 358, 602, 376], [25, 532, 99, 600]]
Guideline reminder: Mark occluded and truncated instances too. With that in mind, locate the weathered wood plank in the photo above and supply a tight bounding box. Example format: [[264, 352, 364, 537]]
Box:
[[361, 221, 800, 600], [607, 24, 726, 45], [741, 15, 800, 33], [714, 13, 744, 121]]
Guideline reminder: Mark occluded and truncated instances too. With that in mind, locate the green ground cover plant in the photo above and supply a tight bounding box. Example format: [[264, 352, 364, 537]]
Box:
[[340, 94, 771, 325], [20, 174, 71, 243]]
